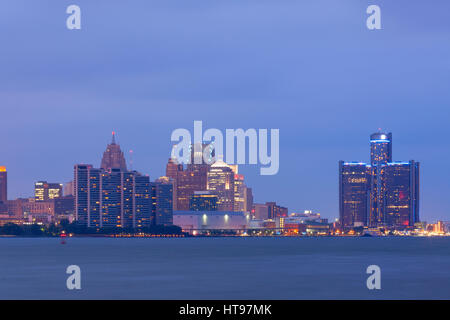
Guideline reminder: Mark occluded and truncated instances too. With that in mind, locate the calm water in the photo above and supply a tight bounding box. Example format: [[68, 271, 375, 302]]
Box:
[[0, 237, 449, 299]]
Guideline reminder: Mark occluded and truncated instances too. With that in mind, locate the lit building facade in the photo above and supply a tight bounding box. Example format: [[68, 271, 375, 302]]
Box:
[[233, 174, 246, 212], [74, 165, 102, 228], [339, 162, 371, 227], [74, 165, 151, 228], [189, 191, 218, 211], [166, 143, 214, 211], [207, 160, 235, 211], [382, 161, 419, 227], [34, 181, 63, 202], [266, 202, 288, 219], [173, 210, 250, 235]]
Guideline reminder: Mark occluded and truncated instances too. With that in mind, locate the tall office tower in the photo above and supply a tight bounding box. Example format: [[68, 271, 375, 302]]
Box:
[[34, 181, 63, 201], [0, 166, 7, 204], [340, 132, 420, 228], [168, 144, 213, 211], [134, 174, 151, 227], [244, 187, 253, 213], [165, 158, 182, 211], [166, 158, 183, 179], [339, 161, 371, 227], [189, 191, 218, 211], [100, 132, 127, 171], [383, 161, 420, 227], [370, 132, 392, 166], [369, 131, 392, 225], [233, 174, 245, 212], [74, 165, 102, 228], [151, 179, 173, 225], [175, 169, 208, 210], [207, 159, 235, 211]]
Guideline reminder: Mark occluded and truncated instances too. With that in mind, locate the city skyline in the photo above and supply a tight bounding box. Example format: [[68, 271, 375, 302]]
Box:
[[0, 128, 443, 222], [1, 1, 450, 222]]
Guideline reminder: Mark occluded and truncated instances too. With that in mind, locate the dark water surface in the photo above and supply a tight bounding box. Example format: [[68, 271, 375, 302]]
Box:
[[0, 237, 449, 299]]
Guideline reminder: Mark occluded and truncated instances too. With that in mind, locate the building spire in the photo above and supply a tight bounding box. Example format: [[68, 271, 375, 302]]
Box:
[[101, 131, 127, 171]]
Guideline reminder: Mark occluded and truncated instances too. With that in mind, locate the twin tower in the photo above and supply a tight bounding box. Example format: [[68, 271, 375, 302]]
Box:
[[339, 132, 420, 229]]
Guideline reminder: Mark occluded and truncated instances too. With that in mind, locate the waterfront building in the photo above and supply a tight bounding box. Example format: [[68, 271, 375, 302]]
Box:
[[382, 161, 419, 227], [74, 164, 153, 228], [151, 178, 173, 226], [339, 162, 371, 227], [173, 210, 250, 235], [74, 164, 102, 228], [339, 132, 420, 228]]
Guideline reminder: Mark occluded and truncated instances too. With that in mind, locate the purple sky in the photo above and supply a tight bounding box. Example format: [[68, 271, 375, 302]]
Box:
[[1, 0, 449, 221]]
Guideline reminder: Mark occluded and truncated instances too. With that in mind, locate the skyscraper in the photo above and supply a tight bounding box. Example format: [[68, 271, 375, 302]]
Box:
[[151, 179, 173, 225], [100, 168, 123, 228], [166, 143, 213, 211], [100, 132, 127, 171], [0, 166, 6, 204], [339, 132, 420, 229], [383, 161, 419, 227], [74, 164, 102, 228], [165, 158, 182, 211], [339, 161, 371, 227], [74, 164, 151, 229]]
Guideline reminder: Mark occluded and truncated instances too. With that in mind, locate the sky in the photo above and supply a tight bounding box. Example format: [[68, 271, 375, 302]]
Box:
[[0, 0, 449, 221]]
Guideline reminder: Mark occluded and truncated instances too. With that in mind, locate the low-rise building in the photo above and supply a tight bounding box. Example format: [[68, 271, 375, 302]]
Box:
[[173, 210, 250, 235]]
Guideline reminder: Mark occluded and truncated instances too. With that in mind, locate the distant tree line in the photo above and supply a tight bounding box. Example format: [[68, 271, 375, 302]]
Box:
[[0, 220, 183, 237]]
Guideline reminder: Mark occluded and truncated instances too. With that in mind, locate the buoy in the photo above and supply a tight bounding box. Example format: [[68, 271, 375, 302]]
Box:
[[60, 231, 67, 244]]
